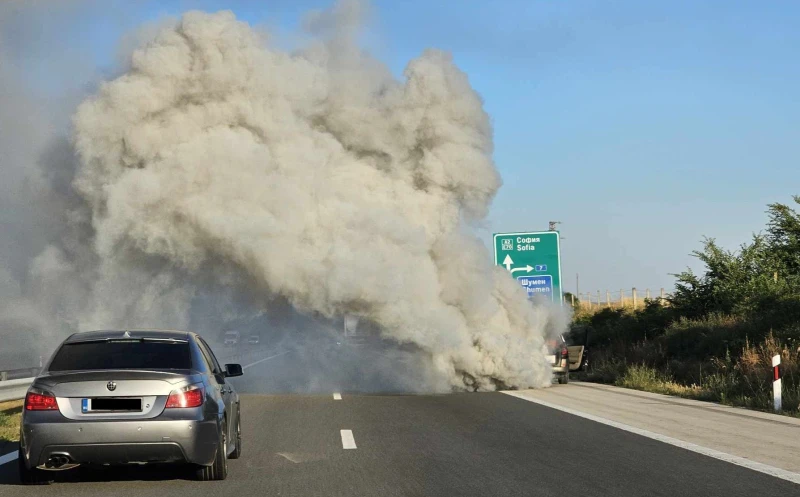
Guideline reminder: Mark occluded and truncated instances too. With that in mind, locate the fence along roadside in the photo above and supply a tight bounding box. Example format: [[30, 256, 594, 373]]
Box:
[[572, 288, 672, 309]]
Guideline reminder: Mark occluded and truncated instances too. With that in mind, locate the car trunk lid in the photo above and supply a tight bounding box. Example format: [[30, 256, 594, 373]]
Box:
[[36, 370, 197, 420]]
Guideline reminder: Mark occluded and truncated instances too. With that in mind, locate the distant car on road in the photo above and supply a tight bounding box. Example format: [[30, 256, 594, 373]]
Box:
[[18, 329, 244, 484], [223, 330, 240, 346], [247, 334, 260, 345]]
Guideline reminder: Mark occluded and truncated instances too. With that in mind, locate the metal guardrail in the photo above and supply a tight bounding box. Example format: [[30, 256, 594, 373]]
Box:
[[0, 366, 40, 402], [0, 377, 34, 403], [0, 367, 41, 381]]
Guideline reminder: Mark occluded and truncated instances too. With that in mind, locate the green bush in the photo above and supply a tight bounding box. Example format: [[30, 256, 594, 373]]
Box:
[[615, 364, 668, 391], [578, 301, 675, 348], [670, 196, 800, 319]]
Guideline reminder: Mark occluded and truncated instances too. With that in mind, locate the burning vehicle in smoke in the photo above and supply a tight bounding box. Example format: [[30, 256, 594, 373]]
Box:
[[546, 336, 571, 384], [546, 329, 590, 384]]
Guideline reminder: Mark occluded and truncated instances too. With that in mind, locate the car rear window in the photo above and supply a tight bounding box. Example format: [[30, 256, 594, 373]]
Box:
[[48, 340, 192, 371]]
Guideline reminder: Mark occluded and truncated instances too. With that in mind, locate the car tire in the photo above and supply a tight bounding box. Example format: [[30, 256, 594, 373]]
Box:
[[195, 421, 228, 481], [229, 407, 242, 460], [558, 372, 569, 384], [18, 448, 53, 485]]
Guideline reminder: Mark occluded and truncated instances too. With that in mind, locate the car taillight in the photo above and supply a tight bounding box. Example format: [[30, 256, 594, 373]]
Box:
[[561, 347, 569, 357], [25, 391, 58, 411], [166, 385, 204, 408]]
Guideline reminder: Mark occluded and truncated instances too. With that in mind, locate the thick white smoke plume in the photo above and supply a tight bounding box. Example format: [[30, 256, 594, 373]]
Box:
[[5, 1, 564, 390]]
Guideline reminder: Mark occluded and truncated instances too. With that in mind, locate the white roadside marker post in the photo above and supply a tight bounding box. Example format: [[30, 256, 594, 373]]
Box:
[[772, 354, 782, 412]]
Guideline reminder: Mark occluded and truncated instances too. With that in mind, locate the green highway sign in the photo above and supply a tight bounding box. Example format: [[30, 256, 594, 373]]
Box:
[[493, 231, 562, 304]]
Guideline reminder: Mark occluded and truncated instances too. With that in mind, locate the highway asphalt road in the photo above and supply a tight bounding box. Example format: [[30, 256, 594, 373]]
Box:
[[1, 348, 798, 496]]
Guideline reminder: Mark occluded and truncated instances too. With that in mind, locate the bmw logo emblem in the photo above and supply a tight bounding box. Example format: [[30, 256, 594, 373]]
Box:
[[107, 381, 117, 391]]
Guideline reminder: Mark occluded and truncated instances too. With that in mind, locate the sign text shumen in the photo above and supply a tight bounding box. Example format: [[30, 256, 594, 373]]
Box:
[[493, 231, 562, 305]]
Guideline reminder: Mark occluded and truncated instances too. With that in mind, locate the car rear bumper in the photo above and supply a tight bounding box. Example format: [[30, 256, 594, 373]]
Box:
[[21, 418, 219, 468]]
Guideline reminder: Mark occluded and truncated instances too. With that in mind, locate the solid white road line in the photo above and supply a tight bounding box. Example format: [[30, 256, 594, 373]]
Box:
[[0, 450, 18, 467], [242, 350, 291, 370], [340, 429, 357, 449], [503, 391, 800, 485], [333, 393, 342, 400]]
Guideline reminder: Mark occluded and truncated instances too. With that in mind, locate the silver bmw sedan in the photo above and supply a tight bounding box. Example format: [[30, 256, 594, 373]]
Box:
[[18, 329, 243, 484]]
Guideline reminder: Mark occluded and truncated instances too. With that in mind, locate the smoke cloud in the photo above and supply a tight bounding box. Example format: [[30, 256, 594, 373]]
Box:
[[3, 1, 564, 391]]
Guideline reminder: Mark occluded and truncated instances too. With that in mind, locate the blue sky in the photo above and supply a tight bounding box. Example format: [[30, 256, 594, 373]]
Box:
[[3, 0, 799, 296]]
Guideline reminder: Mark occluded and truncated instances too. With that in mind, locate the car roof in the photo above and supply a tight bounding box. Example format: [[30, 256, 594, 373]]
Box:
[[65, 329, 192, 343]]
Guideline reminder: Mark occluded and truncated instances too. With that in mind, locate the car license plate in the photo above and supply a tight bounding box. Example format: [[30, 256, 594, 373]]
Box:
[[81, 398, 142, 413], [546, 354, 556, 365]]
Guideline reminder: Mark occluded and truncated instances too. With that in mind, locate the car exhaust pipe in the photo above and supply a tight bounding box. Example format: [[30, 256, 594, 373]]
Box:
[[44, 455, 72, 469]]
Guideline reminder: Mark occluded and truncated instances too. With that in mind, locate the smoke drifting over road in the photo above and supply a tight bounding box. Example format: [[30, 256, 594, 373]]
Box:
[[2, 1, 562, 390]]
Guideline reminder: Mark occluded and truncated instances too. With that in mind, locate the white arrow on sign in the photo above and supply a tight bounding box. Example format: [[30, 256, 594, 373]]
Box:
[[511, 265, 534, 274], [503, 254, 514, 271]]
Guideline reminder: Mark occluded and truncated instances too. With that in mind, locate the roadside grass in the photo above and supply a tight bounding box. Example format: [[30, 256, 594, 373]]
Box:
[[0, 400, 23, 443], [614, 365, 717, 401]]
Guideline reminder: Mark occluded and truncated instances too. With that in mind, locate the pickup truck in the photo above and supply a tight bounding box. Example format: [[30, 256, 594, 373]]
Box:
[[546, 328, 590, 384]]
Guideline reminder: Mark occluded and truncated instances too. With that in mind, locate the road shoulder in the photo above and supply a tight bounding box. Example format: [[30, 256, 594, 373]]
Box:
[[505, 382, 800, 474]]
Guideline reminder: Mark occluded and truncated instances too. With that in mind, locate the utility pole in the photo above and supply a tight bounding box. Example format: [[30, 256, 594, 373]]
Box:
[[576, 273, 580, 299], [549, 222, 566, 303]]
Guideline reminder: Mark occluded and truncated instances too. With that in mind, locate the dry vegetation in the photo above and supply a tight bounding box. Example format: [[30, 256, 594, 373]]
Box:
[[0, 399, 23, 443], [576, 311, 800, 416]]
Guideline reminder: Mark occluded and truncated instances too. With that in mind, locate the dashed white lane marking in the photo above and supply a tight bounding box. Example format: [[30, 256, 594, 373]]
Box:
[[0, 450, 18, 467], [503, 391, 800, 485], [340, 429, 357, 449], [242, 350, 291, 370], [333, 393, 342, 400]]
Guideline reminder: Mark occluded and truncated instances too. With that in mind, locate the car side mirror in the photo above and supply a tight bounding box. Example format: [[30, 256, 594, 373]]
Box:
[[224, 363, 243, 377]]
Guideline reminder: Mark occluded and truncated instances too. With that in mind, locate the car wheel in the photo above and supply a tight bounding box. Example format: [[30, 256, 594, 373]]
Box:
[[229, 407, 242, 460], [195, 420, 228, 481], [558, 372, 569, 384], [18, 448, 53, 485]]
